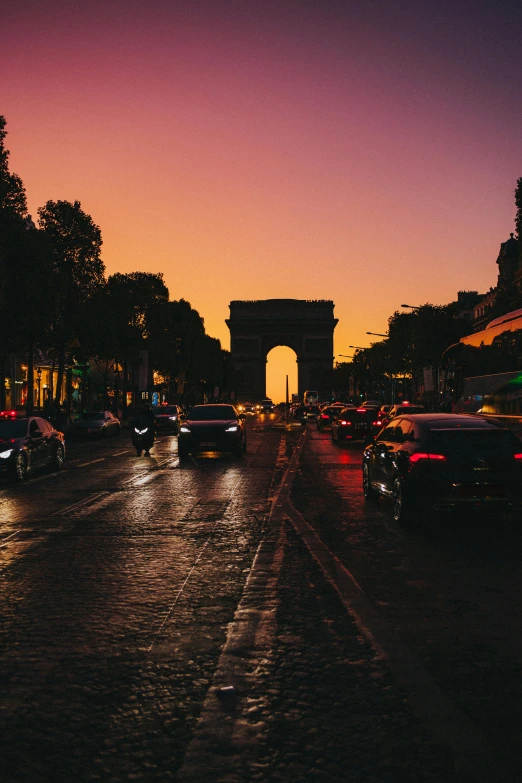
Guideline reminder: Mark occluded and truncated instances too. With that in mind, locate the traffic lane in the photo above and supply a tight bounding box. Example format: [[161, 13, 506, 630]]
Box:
[[292, 429, 522, 774], [0, 426, 284, 781], [0, 418, 270, 556]]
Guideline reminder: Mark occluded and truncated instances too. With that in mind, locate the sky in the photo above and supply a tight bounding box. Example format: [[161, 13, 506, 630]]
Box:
[[4, 0, 522, 401]]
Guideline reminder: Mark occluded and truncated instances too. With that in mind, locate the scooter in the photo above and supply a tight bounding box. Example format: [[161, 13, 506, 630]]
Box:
[[132, 426, 154, 456]]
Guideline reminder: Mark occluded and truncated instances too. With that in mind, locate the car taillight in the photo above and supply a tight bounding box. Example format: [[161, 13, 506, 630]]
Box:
[[0, 410, 17, 419], [372, 420, 382, 426], [514, 454, 522, 460], [409, 452, 447, 464], [321, 414, 329, 419], [340, 420, 350, 426]]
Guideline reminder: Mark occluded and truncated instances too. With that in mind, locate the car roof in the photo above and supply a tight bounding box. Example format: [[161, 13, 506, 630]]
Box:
[[398, 413, 498, 427]]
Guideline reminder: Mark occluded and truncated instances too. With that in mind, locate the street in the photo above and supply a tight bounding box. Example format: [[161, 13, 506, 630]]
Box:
[[1, 416, 521, 782]]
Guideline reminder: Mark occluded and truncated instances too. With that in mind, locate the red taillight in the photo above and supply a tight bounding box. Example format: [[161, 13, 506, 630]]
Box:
[[321, 414, 329, 419], [0, 410, 17, 419], [372, 420, 382, 426], [356, 409, 366, 413], [514, 454, 522, 460], [340, 420, 349, 426], [409, 452, 447, 464]]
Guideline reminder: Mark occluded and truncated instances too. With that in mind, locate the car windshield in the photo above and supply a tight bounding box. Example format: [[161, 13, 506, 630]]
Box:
[[0, 420, 27, 439], [396, 406, 424, 415], [427, 428, 520, 457], [187, 405, 237, 421]]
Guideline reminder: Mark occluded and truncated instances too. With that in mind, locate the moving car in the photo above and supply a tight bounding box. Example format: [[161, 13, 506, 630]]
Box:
[[381, 403, 425, 425], [260, 399, 275, 414], [362, 413, 522, 526], [317, 404, 345, 430], [153, 404, 182, 433], [178, 404, 247, 459], [331, 407, 382, 444], [239, 402, 257, 416], [68, 410, 121, 438], [0, 416, 65, 481]]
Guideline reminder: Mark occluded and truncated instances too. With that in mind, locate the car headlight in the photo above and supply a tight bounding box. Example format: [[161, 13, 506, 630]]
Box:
[[0, 449, 14, 459], [168, 415, 177, 420], [179, 426, 191, 433], [225, 425, 238, 432]]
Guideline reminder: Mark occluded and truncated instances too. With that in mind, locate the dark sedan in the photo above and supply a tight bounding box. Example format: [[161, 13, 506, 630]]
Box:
[[316, 404, 345, 431], [0, 416, 65, 481], [68, 411, 121, 438], [178, 404, 247, 459], [362, 413, 522, 526], [153, 405, 182, 433], [331, 407, 382, 444]]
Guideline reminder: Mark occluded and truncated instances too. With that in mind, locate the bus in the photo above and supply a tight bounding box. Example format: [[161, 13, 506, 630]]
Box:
[[303, 390, 319, 405]]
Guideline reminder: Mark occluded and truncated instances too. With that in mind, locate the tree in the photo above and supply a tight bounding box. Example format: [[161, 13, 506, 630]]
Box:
[[37, 200, 105, 408]]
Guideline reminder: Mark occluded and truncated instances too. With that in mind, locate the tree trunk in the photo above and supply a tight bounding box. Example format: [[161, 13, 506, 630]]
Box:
[[54, 346, 65, 408], [26, 345, 34, 416], [0, 353, 6, 410]]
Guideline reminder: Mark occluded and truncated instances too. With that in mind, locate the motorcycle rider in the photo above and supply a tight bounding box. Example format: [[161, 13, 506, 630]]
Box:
[[133, 403, 156, 456]]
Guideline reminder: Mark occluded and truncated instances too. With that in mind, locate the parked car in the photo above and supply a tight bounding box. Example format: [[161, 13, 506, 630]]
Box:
[[153, 404, 182, 433], [331, 407, 382, 444], [362, 413, 522, 526], [317, 404, 345, 431], [68, 411, 121, 438], [178, 404, 247, 459], [0, 416, 65, 481]]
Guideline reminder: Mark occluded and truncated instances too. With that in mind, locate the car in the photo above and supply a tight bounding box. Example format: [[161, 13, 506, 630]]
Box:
[[0, 416, 65, 481], [316, 404, 345, 430], [178, 404, 247, 459], [68, 410, 121, 438], [260, 399, 275, 414], [331, 407, 382, 444], [238, 402, 257, 416], [360, 400, 381, 409], [153, 404, 182, 433], [362, 413, 522, 526], [303, 404, 320, 420], [380, 403, 425, 425]]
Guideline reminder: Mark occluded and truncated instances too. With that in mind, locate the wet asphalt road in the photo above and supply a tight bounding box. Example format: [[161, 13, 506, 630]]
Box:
[[1, 416, 522, 782]]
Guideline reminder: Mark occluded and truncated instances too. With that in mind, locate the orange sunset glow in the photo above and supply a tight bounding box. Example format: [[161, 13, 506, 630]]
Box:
[[4, 0, 522, 401]]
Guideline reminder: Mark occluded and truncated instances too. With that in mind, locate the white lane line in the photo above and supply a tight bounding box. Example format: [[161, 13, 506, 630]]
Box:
[[0, 530, 23, 547], [77, 458, 106, 467], [53, 491, 109, 517], [112, 450, 130, 456]]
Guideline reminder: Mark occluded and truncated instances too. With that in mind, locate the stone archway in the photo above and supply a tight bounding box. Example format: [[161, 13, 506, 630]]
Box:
[[226, 299, 338, 400]]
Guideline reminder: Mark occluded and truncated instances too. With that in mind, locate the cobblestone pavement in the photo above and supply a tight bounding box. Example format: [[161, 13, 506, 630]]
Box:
[[1, 419, 521, 781]]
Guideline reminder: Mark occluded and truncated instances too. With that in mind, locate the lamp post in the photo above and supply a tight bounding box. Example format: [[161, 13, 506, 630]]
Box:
[[36, 367, 42, 410]]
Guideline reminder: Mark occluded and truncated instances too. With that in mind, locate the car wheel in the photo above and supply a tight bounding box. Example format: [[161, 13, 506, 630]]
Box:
[[363, 463, 378, 501], [13, 453, 27, 482], [392, 478, 417, 527], [53, 445, 65, 471]]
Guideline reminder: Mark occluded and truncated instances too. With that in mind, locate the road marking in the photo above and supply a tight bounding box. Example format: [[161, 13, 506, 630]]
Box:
[[53, 492, 109, 517], [0, 530, 23, 547], [77, 457, 106, 467], [112, 450, 130, 456]]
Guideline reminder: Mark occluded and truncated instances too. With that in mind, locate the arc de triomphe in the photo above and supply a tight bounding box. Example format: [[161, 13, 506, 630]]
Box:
[[226, 299, 338, 400]]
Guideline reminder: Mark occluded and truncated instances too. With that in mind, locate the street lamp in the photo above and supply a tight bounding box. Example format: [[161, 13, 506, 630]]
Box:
[[366, 331, 388, 337], [36, 367, 42, 410]]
